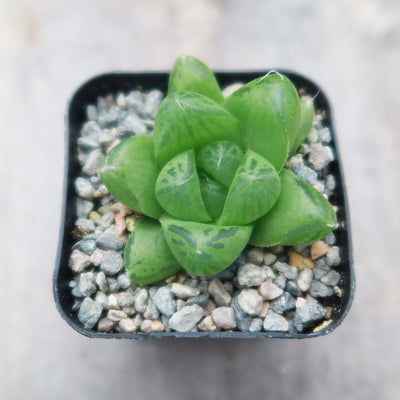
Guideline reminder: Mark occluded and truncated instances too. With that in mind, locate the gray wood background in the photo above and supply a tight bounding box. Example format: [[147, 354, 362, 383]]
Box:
[[1, 1, 399, 399]]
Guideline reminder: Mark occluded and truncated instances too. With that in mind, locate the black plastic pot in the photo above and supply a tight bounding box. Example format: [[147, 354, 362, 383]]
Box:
[[53, 71, 355, 339]]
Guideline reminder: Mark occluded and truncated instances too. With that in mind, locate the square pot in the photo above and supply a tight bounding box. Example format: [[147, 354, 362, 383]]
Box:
[[53, 71, 355, 338]]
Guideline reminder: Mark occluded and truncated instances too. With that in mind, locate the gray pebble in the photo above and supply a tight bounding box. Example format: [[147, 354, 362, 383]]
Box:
[[212, 307, 236, 329], [75, 178, 95, 200], [78, 272, 97, 297], [107, 309, 128, 322], [107, 277, 120, 292], [270, 292, 296, 314], [71, 285, 83, 298], [153, 287, 176, 317], [169, 305, 204, 332], [89, 248, 104, 267], [134, 288, 148, 313], [81, 121, 101, 137], [273, 261, 298, 280], [249, 318, 263, 333], [247, 247, 264, 265], [273, 275, 287, 290], [96, 232, 124, 251], [293, 165, 318, 185], [76, 199, 94, 218], [69, 249, 91, 273], [263, 311, 289, 332], [309, 280, 334, 298], [78, 136, 100, 151], [286, 154, 304, 170], [237, 263, 268, 286], [121, 114, 147, 135], [186, 293, 210, 308], [238, 289, 263, 316], [144, 90, 163, 118], [321, 270, 341, 286], [325, 174, 336, 191], [86, 105, 98, 121], [117, 274, 131, 290], [76, 238, 96, 255], [319, 127, 331, 143], [107, 294, 119, 309], [294, 300, 326, 332], [258, 281, 283, 300], [99, 131, 116, 147], [98, 106, 120, 127], [144, 297, 160, 320], [75, 218, 95, 233], [324, 232, 336, 246], [263, 252, 277, 265], [100, 251, 123, 275], [170, 283, 200, 299], [308, 143, 334, 170], [125, 91, 144, 112], [82, 149, 104, 176], [97, 212, 115, 231], [119, 318, 138, 333], [313, 259, 331, 279], [208, 279, 231, 306], [94, 291, 108, 308], [297, 268, 313, 292], [262, 265, 276, 281], [78, 298, 103, 329], [326, 246, 341, 266], [286, 280, 302, 297], [231, 297, 252, 332]]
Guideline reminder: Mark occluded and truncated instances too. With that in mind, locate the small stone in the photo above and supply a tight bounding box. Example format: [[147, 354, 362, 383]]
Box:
[[249, 318, 263, 332], [334, 286, 343, 297], [270, 246, 284, 254], [319, 127, 332, 143], [122, 306, 136, 316], [212, 307, 236, 329], [258, 281, 283, 300], [237, 263, 268, 286], [119, 318, 137, 333], [286, 280, 302, 297], [308, 143, 334, 170], [114, 213, 126, 236], [78, 298, 103, 329], [176, 299, 186, 311], [321, 270, 341, 286], [263, 251, 277, 265], [99, 131, 116, 147], [288, 249, 314, 270], [198, 315, 218, 332], [313, 319, 333, 333], [273, 275, 287, 290], [76, 238, 96, 255], [324, 232, 336, 246], [134, 288, 148, 313], [117, 274, 131, 290], [89, 211, 101, 223], [238, 289, 263, 316], [311, 240, 329, 260], [96, 232, 124, 251], [208, 279, 231, 306], [125, 91, 144, 111], [313, 259, 331, 279], [81, 121, 101, 137], [309, 280, 334, 298], [170, 283, 200, 299], [86, 105, 98, 121], [261, 265, 276, 281], [186, 293, 210, 308], [89, 248, 104, 267], [140, 319, 165, 333], [247, 247, 264, 265], [71, 285, 83, 298], [98, 317, 115, 332], [274, 261, 298, 280], [270, 292, 296, 314], [143, 298, 160, 320], [144, 90, 163, 118], [97, 212, 115, 230], [326, 174, 336, 191], [296, 297, 307, 309], [69, 249, 91, 273], [75, 178, 95, 200], [259, 302, 270, 318], [116, 92, 126, 109], [82, 149, 104, 176], [326, 246, 341, 266], [78, 272, 96, 297], [76, 199, 94, 218], [100, 251, 123, 275], [95, 291, 108, 308], [297, 269, 314, 292], [169, 305, 204, 332], [286, 154, 304, 170], [153, 287, 176, 317], [107, 309, 127, 322], [293, 165, 318, 184], [110, 202, 132, 216], [204, 299, 217, 315], [263, 311, 289, 332], [133, 314, 144, 328], [115, 291, 135, 307], [77, 136, 100, 152], [231, 297, 252, 331], [75, 217, 95, 233], [294, 300, 326, 332]]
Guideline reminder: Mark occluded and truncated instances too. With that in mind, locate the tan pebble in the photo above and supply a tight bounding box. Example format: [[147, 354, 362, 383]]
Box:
[[140, 319, 165, 333], [165, 275, 177, 284], [204, 299, 217, 315], [176, 271, 188, 283], [89, 211, 101, 223], [311, 240, 329, 260], [288, 249, 315, 270], [259, 302, 270, 318], [98, 317, 115, 332], [334, 286, 343, 297], [115, 213, 126, 235], [119, 318, 137, 333], [325, 307, 333, 319], [313, 319, 332, 333], [111, 202, 132, 216], [116, 92, 126, 109], [296, 297, 307, 309], [198, 315, 218, 332]]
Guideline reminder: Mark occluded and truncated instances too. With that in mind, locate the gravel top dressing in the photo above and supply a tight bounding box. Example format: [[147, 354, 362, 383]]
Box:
[[66, 82, 346, 337]]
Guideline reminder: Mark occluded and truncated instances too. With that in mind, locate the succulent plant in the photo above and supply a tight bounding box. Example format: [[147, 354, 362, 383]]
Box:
[[99, 55, 337, 285]]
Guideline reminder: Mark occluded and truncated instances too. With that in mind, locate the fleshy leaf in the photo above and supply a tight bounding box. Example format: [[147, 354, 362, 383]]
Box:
[[124, 218, 182, 285], [250, 169, 337, 246], [155, 149, 211, 223], [196, 140, 244, 188], [224, 73, 301, 171], [168, 55, 224, 104], [198, 169, 227, 220], [289, 97, 314, 157], [218, 150, 281, 226], [160, 214, 252, 276], [99, 135, 162, 219], [153, 92, 243, 167]]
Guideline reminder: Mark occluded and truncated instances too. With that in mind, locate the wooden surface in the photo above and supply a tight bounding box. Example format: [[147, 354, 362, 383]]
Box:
[[1, 1, 399, 399]]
